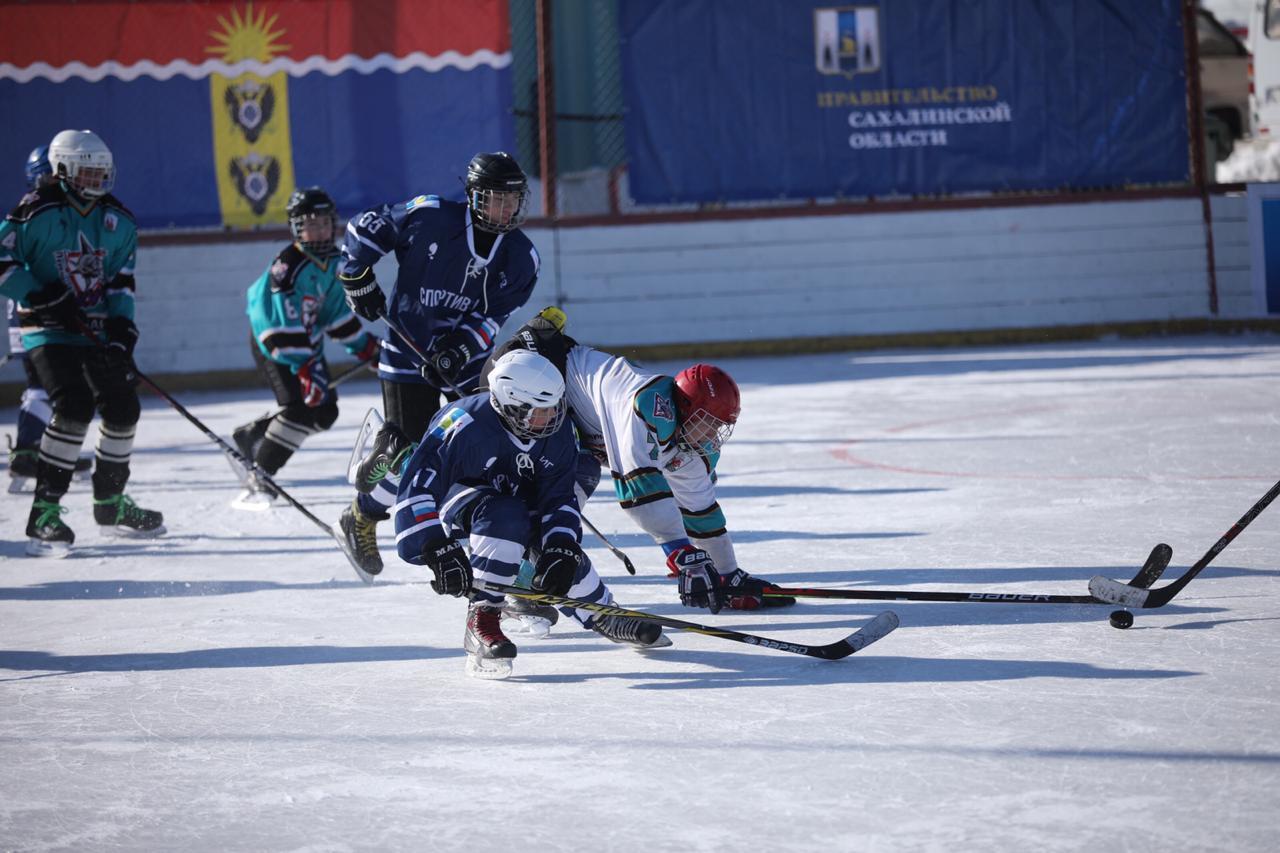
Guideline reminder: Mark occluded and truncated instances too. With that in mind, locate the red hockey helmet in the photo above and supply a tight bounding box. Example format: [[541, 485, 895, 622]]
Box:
[[672, 364, 740, 457]]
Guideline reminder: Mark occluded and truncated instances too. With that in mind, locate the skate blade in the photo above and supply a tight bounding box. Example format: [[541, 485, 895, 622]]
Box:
[[501, 613, 554, 640], [635, 633, 674, 650], [8, 475, 34, 494], [25, 538, 71, 558], [465, 655, 513, 680], [98, 523, 167, 540], [331, 523, 380, 585], [230, 489, 275, 512]]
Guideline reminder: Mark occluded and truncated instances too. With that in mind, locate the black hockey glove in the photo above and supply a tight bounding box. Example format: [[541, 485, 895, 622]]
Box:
[[426, 329, 474, 388], [423, 539, 473, 597], [338, 267, 386, 322], [26, 282, 88, 333], [103, 316, 139, 385], [531, 535, 584, 596], [667, 544, 725, 613]]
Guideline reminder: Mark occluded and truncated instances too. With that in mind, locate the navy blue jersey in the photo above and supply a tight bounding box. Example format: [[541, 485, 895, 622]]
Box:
[[340, 194, 540, 389], [393, 392, 581, 564]]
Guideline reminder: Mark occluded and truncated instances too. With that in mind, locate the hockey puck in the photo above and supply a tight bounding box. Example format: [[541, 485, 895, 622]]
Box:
[[1109, 610, 1134, 630]]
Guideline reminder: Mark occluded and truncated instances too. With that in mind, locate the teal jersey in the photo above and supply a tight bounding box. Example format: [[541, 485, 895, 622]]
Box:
[[247, 243, 373, 372], [0, 184, 138, 349]]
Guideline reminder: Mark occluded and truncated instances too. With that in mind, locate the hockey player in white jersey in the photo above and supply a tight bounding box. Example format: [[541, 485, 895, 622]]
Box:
[[484, 309, 796, 618]]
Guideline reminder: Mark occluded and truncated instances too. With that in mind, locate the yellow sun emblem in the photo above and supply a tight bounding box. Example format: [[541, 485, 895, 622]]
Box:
[[207, 3, 290, 64]]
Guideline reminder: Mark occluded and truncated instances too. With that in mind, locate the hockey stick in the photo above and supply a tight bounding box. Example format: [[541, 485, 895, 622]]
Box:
[[482, 581, 899, 660], [759, 543, 1173, 606], [1089, 478, 1280, 609], [581, 514, 637, 575], [130, 365, 337, 535], [330, 358, 377, 389]]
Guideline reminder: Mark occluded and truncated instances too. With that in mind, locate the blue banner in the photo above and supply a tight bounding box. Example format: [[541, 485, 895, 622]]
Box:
[[620, 0, 1190, 203]]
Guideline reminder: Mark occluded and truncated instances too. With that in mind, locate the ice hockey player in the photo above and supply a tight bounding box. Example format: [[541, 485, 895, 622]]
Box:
[[0, 129, 164, 555], [6, 145, 91, 491], [334, 151, 541, 580], [231, 187, 379, 505], [484, 309, 796, 624], [391, 349, 665, 678]]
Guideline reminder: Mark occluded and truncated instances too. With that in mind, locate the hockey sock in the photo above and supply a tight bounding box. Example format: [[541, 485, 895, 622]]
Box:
[[38, 415, 88, 474]]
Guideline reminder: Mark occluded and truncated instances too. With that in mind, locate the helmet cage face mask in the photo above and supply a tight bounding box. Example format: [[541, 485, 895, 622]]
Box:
[[679, 408, 735, 458], [488, 350, 566, 440], [468, 185, 529, 234], [289, 210, 338, 254], [49, 130, 115, 198]]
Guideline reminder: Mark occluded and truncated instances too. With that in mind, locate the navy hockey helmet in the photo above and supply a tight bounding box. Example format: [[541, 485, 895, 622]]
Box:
[[286, 186, 338, 254], [673, 364, 740, 458], [464, 151, 529, 234], [25, 145, 52, 191]]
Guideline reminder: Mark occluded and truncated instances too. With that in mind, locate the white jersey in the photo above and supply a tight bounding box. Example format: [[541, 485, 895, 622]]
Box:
[[564, 345, 738, 572]]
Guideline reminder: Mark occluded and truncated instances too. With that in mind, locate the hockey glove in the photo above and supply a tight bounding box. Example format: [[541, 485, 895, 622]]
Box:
[[26, 283, 88, 333], [103, 316, 140, 385], [338, 267, 386, 322], [531, 536, 584, 596], [352, 334, 380, 364], [668, 544, 725, 613], [423, 539, 473, 597], [427, 329, 474, 388], [297, 357, 330, 407], [718, 569, 769, 611]]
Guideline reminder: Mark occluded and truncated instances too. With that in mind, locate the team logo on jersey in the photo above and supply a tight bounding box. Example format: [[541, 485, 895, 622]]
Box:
[[229, 152, 282, 215], [224, 79, 276, 144], [429, 408, 473, 440], [515, 452, 534, 478], [54, 232, 106, 301], [498, 271, 509, 289], [300, 295, 319, 333], [427, 242, 438, 261], [104, 213, 118, 233], [814, 6, 881, 77], [652, 393, 674, 422]]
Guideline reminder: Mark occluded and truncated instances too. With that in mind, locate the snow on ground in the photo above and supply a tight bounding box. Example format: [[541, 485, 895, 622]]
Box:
[[2, 336, 1279, 851]]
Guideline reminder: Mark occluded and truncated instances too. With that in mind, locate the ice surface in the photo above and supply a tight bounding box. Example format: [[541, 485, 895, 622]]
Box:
[[3, 336, 1278, 851]]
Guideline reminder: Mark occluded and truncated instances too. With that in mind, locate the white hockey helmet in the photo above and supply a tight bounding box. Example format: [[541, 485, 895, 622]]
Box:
[[488, 349, 566, 440], [48, 129, 115, 198]]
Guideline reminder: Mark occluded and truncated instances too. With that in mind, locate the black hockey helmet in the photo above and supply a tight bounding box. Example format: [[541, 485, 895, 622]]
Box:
[[464, 151, 529, 234], [286, 186, 338, 253]]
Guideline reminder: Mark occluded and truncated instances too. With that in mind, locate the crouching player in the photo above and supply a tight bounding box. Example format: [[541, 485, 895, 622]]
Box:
[[390, 349, 666, 678]]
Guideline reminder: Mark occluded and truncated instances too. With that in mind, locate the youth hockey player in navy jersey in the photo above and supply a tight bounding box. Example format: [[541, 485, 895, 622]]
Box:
[[334, 151, 541, 580], [484, 310, 796, 621], [0, 129, 164, 555], [390, 350, 664, 678], [231, 187, 379, 505]]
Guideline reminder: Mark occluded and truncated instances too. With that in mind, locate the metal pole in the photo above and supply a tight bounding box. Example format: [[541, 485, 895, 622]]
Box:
[[535, 0, 557, 220]]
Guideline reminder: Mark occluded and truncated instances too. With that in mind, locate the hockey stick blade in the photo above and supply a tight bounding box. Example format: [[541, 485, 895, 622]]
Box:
[[581, 514, 636, 575], [1090, 477, 1280, 609], [760, 543, 1174, 606], [483, 582, 898, 660]]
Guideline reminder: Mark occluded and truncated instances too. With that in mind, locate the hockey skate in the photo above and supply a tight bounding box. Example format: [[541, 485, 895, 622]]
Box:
[[501, 593, 560, 640], [350, 417, 414, 494], [26, 499, 74, 558], [590, 611, 671, 649], [333, 498, 383, 583], [230, 469, 278, 512], [7, 445, 37, 493], [464, 602, 518, 679], [94, 493, 166, 538]]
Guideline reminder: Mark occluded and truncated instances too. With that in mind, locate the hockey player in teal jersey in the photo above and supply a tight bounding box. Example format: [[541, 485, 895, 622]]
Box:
[[0, 129, 163, 556], [233, 187, 379, 500]]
